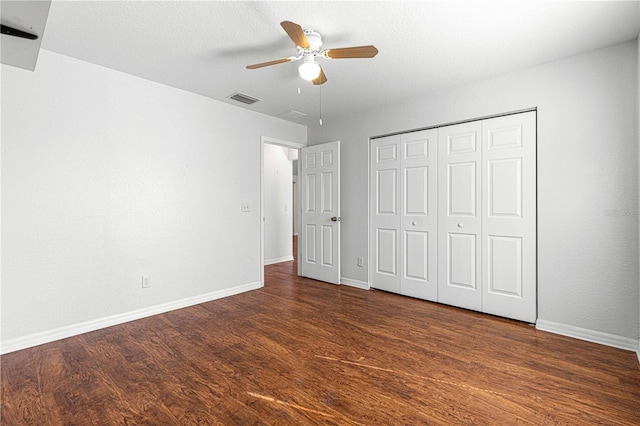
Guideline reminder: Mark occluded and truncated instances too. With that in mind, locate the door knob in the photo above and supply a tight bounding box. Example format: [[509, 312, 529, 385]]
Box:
[[412, 221, 417, 226], [457, 223, 464, 228], [330, 216, 340, 222]]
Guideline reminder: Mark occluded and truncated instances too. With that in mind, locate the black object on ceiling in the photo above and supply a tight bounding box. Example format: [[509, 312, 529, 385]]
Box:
[[1, 24, 38, 40]]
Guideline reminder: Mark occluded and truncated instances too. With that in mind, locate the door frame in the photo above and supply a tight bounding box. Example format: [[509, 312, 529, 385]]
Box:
[[260, 136, 304, 286]]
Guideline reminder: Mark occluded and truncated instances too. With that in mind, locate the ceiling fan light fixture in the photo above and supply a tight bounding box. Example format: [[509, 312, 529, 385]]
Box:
[[298, 61, 321, 81], [245, 20, 378, 87]]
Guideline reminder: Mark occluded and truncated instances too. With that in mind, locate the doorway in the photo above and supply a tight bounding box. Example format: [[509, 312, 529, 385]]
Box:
[[260, 136, 303, 286]]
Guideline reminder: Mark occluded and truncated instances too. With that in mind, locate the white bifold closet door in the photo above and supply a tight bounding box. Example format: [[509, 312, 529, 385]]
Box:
[[437, 120, 483, 311], [370, 129, 438, 301], [438, 112, 536, 322], [482, 113, 536, 322], [371, 111, 536, 323]]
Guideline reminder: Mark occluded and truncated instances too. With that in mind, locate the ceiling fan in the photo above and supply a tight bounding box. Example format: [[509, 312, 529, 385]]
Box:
[[246, 20, 378, 85], [1, 24, 38, 40]]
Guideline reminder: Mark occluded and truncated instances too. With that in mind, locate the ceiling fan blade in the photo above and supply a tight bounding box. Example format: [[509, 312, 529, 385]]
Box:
[[280, 21, 310, 49], [312, 66, 327, 85], [1, 24, 38, 40], [323, 45, 378, 59], [246, 57, 295, 69]]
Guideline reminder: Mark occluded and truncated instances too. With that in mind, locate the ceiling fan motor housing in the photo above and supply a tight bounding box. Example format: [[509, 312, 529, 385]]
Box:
[[302, 30, 323, 53]]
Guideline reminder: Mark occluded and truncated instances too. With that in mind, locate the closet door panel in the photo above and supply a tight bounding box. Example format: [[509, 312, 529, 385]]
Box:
[[482, 112, 537, 323], [371, 135, 401, 293], [448, 233, 477, 288], [401, 130, 438, 301], [448, 161, 477, 216], [438, 121, 483, 312], [487, 235, 522, 295]]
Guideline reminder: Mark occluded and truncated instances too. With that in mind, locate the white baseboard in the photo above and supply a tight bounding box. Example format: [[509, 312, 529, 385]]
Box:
[[0, 281, 262, 355], [340, 277, 370, 290], [637, 345, 640, 365], [264, 256, 294, 265], [536, 319, 639, 352]]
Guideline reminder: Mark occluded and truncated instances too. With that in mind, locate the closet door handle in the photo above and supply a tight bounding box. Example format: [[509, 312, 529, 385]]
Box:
[[412, 221, 417, 226], [457, 223, 464, 228]]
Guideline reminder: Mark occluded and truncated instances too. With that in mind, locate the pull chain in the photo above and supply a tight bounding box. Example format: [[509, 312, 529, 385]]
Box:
[[319, 84, 323, 126]]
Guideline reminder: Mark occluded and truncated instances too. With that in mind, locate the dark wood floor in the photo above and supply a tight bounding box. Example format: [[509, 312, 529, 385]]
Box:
[[2, 249, 640, 424]]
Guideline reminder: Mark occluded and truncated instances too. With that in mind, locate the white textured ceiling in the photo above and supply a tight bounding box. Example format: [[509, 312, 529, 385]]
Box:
[[40, 1, 639, 127]]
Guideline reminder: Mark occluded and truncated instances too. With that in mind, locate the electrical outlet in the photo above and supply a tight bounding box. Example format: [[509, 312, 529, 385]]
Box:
[[142, 276, 150, 288], [357, 257, 364, 267], [241, 203, 250, 212]]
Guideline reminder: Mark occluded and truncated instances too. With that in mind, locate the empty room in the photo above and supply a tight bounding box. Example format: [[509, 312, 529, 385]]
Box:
[[1, 1, 639, 424]]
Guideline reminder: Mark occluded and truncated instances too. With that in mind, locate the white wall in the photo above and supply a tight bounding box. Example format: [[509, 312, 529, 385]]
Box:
[[263, 144, 293, 264], [1, 50, 306, 352], [309, 40, 639, 345]]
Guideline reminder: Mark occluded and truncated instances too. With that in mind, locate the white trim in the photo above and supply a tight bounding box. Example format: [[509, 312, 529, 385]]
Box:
[[264, 256, 294, 265], [262, 136, 304, 150], [637, 345, 640, 365], [341, 277, 370, 290], [0, 281, 261, 355], [536, 319, 639, 352]]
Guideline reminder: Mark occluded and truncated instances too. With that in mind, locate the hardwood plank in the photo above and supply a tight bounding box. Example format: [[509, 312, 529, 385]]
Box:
[[2, 250, 639, 424]]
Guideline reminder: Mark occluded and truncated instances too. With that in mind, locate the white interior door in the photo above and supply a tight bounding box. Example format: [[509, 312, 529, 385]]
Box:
[[370, 135, 401, 293], [437, 121, 483, 311], [481, 112, 536, 322], [400, 130, 438, 301], [300, 141, 340, 284]]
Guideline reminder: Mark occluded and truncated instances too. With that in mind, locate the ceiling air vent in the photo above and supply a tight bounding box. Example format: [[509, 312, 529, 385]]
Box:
[[278, 110, 307, 120], [227, 92, 260, 105]]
